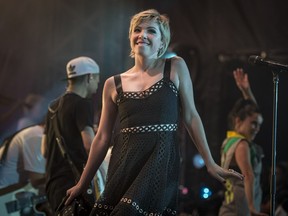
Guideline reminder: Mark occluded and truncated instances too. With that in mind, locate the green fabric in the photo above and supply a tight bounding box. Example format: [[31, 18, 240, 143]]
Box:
[[223, 136, 256, 166], [223, 137, 240, 153]]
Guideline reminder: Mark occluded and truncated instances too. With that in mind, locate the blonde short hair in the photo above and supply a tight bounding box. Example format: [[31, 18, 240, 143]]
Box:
[[129, 9, 170, 58]]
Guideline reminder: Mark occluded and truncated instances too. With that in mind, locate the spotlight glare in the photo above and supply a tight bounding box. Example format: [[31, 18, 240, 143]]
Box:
[[200, 186, 212, 199], [179, 185, 189, 195], [193, 153, 205, 169]]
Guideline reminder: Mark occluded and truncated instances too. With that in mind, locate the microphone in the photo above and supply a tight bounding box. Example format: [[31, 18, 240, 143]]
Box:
[[248, 55, 288, 72]]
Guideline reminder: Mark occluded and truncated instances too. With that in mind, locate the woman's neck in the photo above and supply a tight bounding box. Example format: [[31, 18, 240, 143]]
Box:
[[134, 56, 159, 72], [132, 58, 161, 74]]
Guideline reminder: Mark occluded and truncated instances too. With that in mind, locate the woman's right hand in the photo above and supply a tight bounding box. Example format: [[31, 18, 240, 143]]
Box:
[[65, 183, 83, 205]]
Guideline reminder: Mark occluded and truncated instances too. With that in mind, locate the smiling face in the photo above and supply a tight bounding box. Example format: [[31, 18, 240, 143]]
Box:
[[235, 112, 263, 141], [228, 99, 263, 141], [130, 19, 163, 59], [128, 9, 170, 58]]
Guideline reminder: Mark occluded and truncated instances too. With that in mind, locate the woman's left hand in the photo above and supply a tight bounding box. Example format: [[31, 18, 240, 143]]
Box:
[[207, 163, 244, 183]]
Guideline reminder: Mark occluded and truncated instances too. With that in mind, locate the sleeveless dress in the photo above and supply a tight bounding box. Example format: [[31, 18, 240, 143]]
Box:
[[218, 131, 263, 216], [90, 59, 181, 216]]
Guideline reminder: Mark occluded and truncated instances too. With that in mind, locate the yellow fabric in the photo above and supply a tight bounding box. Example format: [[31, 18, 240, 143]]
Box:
[[226, 131, 246, 139]]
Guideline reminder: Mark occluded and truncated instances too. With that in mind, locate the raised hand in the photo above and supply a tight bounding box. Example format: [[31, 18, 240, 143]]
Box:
[[233, 68, 257, 104], [233, 68, 250, 93]]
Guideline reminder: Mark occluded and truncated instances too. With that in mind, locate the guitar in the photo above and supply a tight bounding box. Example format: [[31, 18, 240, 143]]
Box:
[[0, 182, 48, 216]]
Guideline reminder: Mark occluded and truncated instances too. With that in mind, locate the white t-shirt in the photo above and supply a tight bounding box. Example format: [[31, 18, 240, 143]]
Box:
[[0, 125, 46, 189]]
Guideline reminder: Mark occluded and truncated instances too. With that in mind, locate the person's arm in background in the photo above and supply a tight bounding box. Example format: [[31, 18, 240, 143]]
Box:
[[81, 126, 95, 155], [233, 68, 257, 104], [41, 135, 47, 158], [236, 140, 256, 213], [235, 140, 267, 216]]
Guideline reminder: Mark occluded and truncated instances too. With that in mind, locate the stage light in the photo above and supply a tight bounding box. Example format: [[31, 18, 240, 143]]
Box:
[[193, 153, 205, 169], [200, 186, 212, 199], [179, 185, 189, 195]]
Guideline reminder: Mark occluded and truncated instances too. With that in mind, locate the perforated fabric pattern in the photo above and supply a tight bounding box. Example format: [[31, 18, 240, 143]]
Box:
[[91, 59, 180, 215], [93, 132, 179, 216], [120, 124, 177, 133], [116, 79, 178, 106]]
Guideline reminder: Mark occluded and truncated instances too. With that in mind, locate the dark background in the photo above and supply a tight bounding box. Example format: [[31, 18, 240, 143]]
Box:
[[1, 0, 288, 214]]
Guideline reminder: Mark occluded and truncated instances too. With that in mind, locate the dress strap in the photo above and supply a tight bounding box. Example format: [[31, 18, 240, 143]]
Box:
[[114, 74, 123, 94], [163, 58, 172, 81]]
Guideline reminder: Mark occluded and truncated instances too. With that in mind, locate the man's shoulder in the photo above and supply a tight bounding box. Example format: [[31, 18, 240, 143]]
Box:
[[19, 125, 43, 137], [64, 93, 92, 103]]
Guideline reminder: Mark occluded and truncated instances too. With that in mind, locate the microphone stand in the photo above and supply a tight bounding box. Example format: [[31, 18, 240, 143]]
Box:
[[249, 55, 288, 215], [270, 70, 280, 216]]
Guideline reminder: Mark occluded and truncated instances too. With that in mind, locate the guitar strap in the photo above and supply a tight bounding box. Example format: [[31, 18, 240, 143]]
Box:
[[49, 95, 98, 200], [51, 113, 82, 180]]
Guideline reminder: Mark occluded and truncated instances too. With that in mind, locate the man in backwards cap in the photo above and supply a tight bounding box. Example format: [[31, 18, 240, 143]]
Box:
[[41, 56, 100, 212]]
